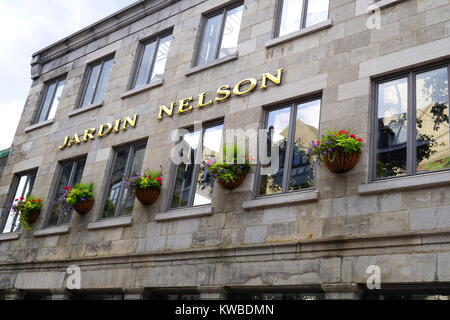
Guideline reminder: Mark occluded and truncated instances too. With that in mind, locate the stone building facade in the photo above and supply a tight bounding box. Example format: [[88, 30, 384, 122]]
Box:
[[1, 0, 450, 300]]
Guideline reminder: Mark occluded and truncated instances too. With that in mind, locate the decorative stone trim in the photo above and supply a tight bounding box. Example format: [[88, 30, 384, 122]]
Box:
[[243, 190, 319, 210], [33, 225, 70, 237], [185, 53, 238, 77], [321, 283, 362, 300], [120, 79, 164, 99], [68, 101, 103, 117], [368, 0, 408, 11], [265, 20, 333, 48], [358, 171, 450, 194], [87, 216, 133, 230], [24, 119, 54, 133], [155, 206, 213, 222], [0, 232, 20, 242]]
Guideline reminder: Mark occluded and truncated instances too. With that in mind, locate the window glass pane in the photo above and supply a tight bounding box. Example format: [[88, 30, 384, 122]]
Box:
[[376, 78, 408, 178], [47, 162, 73, 226], [37, 82, 57, 123], [151, 34, 172, 82], [134, 40, 157, 88], [259, 107, 291, 195], [416, 67, 449, 172], [2, 172, 36, 233], [194, 124, 223, 206], [102, 149, 129, 218], [47, 80, 65, 121], [82, 63, 101, 107], [197, 13, 223, 66], [120, 146, 145, 217], [93, 58, 114, 103], [289, 99, 320, 191], [47, 159, 86, 227], [170, 131, 201, 209], [219, 5, 243, 59], [305, 0, 329, 27], [278, 0, 303, 37]]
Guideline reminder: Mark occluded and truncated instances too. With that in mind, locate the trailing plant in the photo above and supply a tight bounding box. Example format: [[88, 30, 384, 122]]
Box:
[[207, 144, 253, 183], [12, 196, 43, 230], [307, 130, 363, 164], [123, 168, 163, 196], [65, 183, 94, 205]]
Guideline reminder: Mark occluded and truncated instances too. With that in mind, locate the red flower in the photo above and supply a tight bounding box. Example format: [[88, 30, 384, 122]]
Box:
[[350, 134, 356, 139], [64, 186, 70, 190], [20, 197, 24, 201], [156, 177, 162, 184], [316, 140, 321, 145], [15, 198, 18, 202], [357, 138, 363, 142]]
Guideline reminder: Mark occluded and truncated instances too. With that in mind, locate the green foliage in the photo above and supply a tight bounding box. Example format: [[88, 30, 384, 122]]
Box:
[[124, 169, 163, 195], [65, 183, 94, 205], [207, 144, 252, 183]]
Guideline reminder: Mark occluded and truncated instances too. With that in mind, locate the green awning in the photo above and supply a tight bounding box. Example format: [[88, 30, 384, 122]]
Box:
[[0, 148, 10, 159]]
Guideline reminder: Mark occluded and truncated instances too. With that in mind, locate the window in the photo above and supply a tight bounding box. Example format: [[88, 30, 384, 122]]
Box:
[[80, 55, 114, 108], [196, 2, 244, 67], [0, 170, 37, 234], [46, 158, 86, 227], [374, 63, 449, 179], [276, 0, 329, 37], [257, 98, 321, 196], [35, 77, 65, 124], [101, 142, 146, 219], [132, 32, 172, 89], [168, 123, 224, 210]]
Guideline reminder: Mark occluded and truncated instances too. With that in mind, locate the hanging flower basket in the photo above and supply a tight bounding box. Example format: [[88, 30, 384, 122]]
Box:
[[124, 168, 163, 207], [64, 183, 95, 215], [72, 199, 94, 215], [218, 173, 248, 190], [307, 130, 363, 174], [206, 144, 253, 191], [323, 151, 361, 174], [25, 210, 41, 224], [135, 187, 161, 206]]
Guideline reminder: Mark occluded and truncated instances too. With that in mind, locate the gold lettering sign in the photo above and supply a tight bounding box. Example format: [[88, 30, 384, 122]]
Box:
[[58, 114, 139, 150], [157, 68, 285, 120]]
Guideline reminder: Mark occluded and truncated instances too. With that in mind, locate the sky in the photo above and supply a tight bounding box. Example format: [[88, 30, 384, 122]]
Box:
[[0, 0, 137, 150]]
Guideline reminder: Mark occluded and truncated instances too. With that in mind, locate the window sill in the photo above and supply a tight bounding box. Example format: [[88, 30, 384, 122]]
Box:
[[243, 190, 319, 210], [0, 232, 20, 242], [368, 0, 408, 11], [185, 53, 239, 77], [358, 171, 450, 195], [120, 79, 164, 99], [87, 216, 132, 230], [68, 101, 103, 117], [24, 119, 54, 133], [33, 225, 70, 237], [265, 19, 333, 49], [155, 205, 213, 222]]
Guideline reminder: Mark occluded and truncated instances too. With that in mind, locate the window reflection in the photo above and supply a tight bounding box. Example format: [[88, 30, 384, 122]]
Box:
[[376, 78, 408, 178], [416, 67, 449, 172]]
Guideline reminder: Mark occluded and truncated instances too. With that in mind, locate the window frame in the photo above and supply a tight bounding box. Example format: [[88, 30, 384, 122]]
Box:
[[254, 94, 323, 198], [34, 75, 66, 124], [0, 169, 38, 234], [274, 0, 329, 38], [194, 1, 244, 67], [44, 156, 87, 228], [370, 60, 450, 182], [99, 141, 147, 220], [131, 29, 173, 90], [166, 119, 224, 211], [78, 54, 115, 109]]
